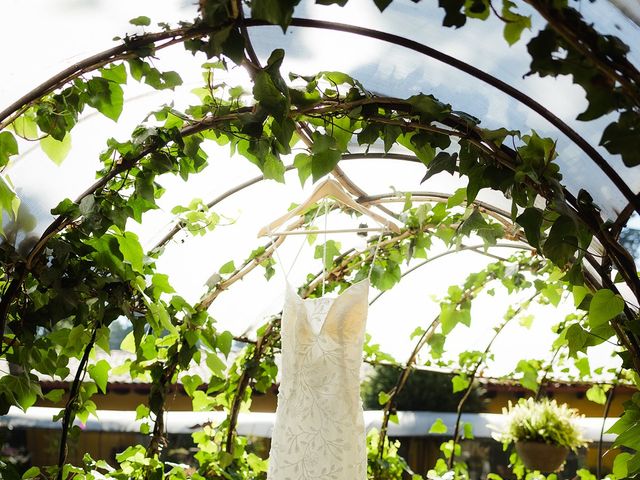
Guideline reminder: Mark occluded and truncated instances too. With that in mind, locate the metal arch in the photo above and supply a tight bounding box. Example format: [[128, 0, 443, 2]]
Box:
[[243, 17, 640, 216]]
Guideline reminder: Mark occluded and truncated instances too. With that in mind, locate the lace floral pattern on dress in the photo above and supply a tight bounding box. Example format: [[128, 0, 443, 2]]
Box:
[[267, 279, 369, 480]]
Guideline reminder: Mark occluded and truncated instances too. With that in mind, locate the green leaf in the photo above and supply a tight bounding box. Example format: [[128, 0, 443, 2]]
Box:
[[429, 418, 448, 434], [428, 333, 446, 359], [41, 133, 71, 165], [516, 207, 543, 249], [440, 303, 470, 334], [310, 132, 341, 182], [251, 0, 301, 30], [101, 63, 127, 84], [206, 353, 227, 378], [0, 175, 20, 227], [407, 93, 451, 122], [263, 155, 286, 182], [452, 374, 470, 393], [463, 422, 474, 439], [294, 152, 312, 185], [181, 374, 203, 397], [589, 289, 624, 328], [88, 360, 110, 394], [22, 466, 41, 479], [502, 0, 531, 45], [0, 131, 18, 167], [574, 357, 590, 377], [44, 389, 65, 402], [613, 452, 633, 478], [129, 15, 151, 26], [572, 285, 589, 308], [219, 261, 236, 275], [314, 240, 341, 270], [586, 385, 607, 404], [447, 188, 466, 208], [600, 112, 640, 167], [0, 375, 39, 411], [515, 359, 539, 391], [217, 331, 233, 357], [420, 152, 457, 183], [135, 404, 150, 420], [543, 215, 578, 266], [116, 230, 145, 273], [378, 391, 391, 405], [373, 0, 393, 11], [86, 77, 124, 121], [151, 273, 175, 298]]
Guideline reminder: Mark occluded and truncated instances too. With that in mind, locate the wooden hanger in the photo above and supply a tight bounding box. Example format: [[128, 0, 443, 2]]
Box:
[[258, 178, 401, 237]]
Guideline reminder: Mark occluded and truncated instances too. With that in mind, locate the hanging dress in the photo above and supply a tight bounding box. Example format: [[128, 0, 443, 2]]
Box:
[[267, 279, 370, 480]]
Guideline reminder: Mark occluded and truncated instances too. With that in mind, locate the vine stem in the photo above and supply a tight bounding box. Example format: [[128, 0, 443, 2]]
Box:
[[448, 291, 539, 470], [56, 325, 98, 480], [597, 368, 622, 480], [377, 316, 439, 460]]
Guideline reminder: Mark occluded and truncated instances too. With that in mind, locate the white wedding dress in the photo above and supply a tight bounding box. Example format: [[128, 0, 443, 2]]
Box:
[[267, 279, 370, 480]]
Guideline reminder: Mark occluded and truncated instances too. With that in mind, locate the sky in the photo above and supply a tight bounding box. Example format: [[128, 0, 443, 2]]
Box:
[[1, 0, 635, 380]]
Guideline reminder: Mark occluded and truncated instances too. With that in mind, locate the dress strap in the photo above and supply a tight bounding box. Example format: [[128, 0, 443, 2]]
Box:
[[368, 232, 385, 280], [267, 202, 323, 282]]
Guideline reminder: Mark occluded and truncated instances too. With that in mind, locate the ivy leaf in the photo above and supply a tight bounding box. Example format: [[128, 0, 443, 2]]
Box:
[[219, 261, 236, 275], [0, 375, 39, 411], [542, 215, 578, 267], [181, 374, 203, 397], [589, 289, 624, 328], [502, 0, 531, 46], [515, 359, 539, 391], [440, 303, 470, 334], [22, 467, 41, 479], [41, 133, 72, 165], [206, 353, 227, 378], [101, 63, 127, 84], [438, 0, 467, 27], [251, 0, 301, 31], [310, 133, 341, 182], [574, 356, 590, 378], [516, 207, 543, 250], [314, 240, 341, 270], [0, 175, 20, 226], [217, 331, 233, 357], [378, 391, 391, 405], [428, 333, 446, 358], [429, 418, 448, 434], [88, 360, 110, 394], [600, 112, 640, 167], [420, 152, 457, 183], [452, 374, 470, 393], [86, 77, 124, 121], [586, 385, 608, 404], [407, 93, 451, 122], [373, 0, 393, 11], [294, 153, 312, 185], [263, 155, 286, 182], [44, 389, 65, 403], [151, 273, 175, 298], [115, 230, 144, 274], [0, 132, 18, 167], [129, 16, 151, 26]]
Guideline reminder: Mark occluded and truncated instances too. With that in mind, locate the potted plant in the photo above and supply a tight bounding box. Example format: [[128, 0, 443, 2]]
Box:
[[495, 397, 587, 473]]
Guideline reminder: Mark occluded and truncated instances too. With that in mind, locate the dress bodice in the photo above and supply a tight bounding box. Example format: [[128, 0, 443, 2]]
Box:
[[267, 279, 370, 480]]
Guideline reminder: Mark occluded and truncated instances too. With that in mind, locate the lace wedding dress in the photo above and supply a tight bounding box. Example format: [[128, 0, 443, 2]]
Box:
[[267, 279, 370, 480]]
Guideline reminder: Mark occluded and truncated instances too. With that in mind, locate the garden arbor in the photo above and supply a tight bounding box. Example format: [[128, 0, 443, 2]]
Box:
[[0, 0, 640, 478]]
